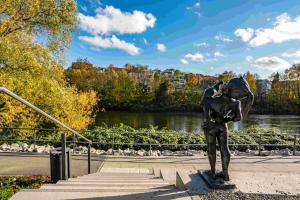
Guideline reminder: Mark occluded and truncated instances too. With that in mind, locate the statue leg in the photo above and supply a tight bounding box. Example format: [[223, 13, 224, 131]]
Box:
[[217, 124, 231, 181], [205, 129, 217, 177]]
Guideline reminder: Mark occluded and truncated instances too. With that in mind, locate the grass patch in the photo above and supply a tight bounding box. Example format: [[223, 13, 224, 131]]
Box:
[[0, 176, 49, 200]]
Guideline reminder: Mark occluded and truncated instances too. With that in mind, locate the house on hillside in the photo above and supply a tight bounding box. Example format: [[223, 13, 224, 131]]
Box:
[[161, 69, 186, 90], [197, 75, 218, 89], [256, 79, 271, 95]]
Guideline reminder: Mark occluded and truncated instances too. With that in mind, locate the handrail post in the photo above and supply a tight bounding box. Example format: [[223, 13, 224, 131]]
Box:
[[187, 132, 190, 153], [148, 132, 152, 156], [293, 135, 296, 156], [73, 133, 76, 155], [112, 131, 115, 153], [88, 143, 91, 174], [61, 132, 67, 180], [33, 131, 37, 152], [258, 134, 262, 156]]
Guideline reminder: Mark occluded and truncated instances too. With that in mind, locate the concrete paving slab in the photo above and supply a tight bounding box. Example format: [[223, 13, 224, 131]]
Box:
[[230, 171, 300, 195]]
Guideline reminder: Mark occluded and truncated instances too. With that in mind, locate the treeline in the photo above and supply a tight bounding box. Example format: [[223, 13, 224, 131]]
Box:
[[65, 60, 206, 111], [253, 65, 300, 115], [65, 59, 300, 115], [65, 59, 257, 112]]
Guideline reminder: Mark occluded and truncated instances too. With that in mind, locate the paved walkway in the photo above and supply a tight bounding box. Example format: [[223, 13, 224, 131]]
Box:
[[100, 155, 300, 173], [1, 152, 299, 176], [0, 152, 101, 176]]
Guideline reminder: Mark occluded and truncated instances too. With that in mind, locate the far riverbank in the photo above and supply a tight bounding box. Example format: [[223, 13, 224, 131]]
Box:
[[94, 111, 300, 133]]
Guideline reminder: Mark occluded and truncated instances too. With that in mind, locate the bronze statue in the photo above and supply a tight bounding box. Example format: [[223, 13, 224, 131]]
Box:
[[202, 77, 254, 182]]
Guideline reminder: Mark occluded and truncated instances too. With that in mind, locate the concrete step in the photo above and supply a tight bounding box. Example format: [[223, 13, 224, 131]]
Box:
[[40, 184, 174, 190], [160, 168, 177, 185], [100, 167, 151, 174], [153, 167, 162, 178], [66, 178, 165, 183], [82, 173, 154, 178], [75, 176, 159, 180], [56, 182, 169, 186], [175, 169, 209, 195], [11, 189, 192, 200]]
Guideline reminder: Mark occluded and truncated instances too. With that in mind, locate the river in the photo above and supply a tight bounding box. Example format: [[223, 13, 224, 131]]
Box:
[[94, 111, 300, 134]]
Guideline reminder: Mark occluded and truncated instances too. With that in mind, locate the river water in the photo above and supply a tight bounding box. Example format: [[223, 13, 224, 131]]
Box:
[[94, 111, 300, 134]]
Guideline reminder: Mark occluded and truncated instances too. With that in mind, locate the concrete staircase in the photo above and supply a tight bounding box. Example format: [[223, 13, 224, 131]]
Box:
[[11, 170, 192, 200]]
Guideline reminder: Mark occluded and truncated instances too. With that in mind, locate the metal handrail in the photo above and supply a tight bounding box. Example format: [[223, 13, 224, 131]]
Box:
[[0, 87, 92, 178], [0, 87, 91, 143]]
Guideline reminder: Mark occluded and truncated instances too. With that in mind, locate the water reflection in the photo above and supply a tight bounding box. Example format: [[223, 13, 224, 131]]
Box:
[[94, 112, 300, 134]]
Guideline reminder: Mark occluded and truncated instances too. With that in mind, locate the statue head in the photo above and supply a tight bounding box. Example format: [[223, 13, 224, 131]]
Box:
[[204, 81, 224, 98], [223, 77, 254, 118]]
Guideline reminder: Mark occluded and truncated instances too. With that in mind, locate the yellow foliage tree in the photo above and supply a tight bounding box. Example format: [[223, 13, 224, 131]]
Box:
[[0, 0, 97, 137], [244, 71, 257, 94]]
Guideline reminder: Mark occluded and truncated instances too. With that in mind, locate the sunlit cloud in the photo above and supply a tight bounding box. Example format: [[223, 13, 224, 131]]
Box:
[[157, 43, 167, 52], [78, 5, 156, 35], [235, 13, 300, 47], [79, 35, 141, 55], [214, 34, 233, 42], [254, 56, 290, 72]]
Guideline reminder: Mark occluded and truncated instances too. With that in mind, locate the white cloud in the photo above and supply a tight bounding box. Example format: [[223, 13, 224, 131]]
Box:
[[254, 56, 290, 72], [180, 58, 189, 64], [214, 51, 224, 58], [245, 56, 254, 63], [194, 2, 200, 7], [236, 13, 300, 47], [282, 50, 300, 58], [214, 34, 233, 42], [186, 2, 200, 10], [78, 5, 156, 35], [194, 42, 208, 47], [234, 28, 254, 42], [79, 35, 140, 55], [157, 43, 167, 52], [184, 53, 204, 62]]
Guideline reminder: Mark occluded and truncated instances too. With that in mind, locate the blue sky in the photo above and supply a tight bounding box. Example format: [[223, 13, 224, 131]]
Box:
[[66, 0, 300, 78]]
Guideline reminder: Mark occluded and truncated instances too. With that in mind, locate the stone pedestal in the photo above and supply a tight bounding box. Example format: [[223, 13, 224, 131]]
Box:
[[198, 170, 236, 190]]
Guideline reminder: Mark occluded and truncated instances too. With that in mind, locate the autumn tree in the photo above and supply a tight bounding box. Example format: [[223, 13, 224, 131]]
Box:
[[244, 71, 257, 94], [0, 0, 97, 136], [217, 71, 236, 82], [65, 59, 105, 93]]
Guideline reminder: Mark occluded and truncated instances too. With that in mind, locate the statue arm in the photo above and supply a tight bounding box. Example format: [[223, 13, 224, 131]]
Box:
[[203, 101, 214, 130]]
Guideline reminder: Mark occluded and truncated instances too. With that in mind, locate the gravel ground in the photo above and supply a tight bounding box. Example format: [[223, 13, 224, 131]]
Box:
[[200, 191, 300, 200]]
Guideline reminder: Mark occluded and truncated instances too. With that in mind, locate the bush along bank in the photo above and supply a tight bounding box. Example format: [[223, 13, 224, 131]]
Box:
[[0, 176, 49, 200], [1, 124, 300, 155]]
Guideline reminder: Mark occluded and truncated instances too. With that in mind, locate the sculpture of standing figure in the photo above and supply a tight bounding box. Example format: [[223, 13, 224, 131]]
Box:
[[202, 77, 254, 182]]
